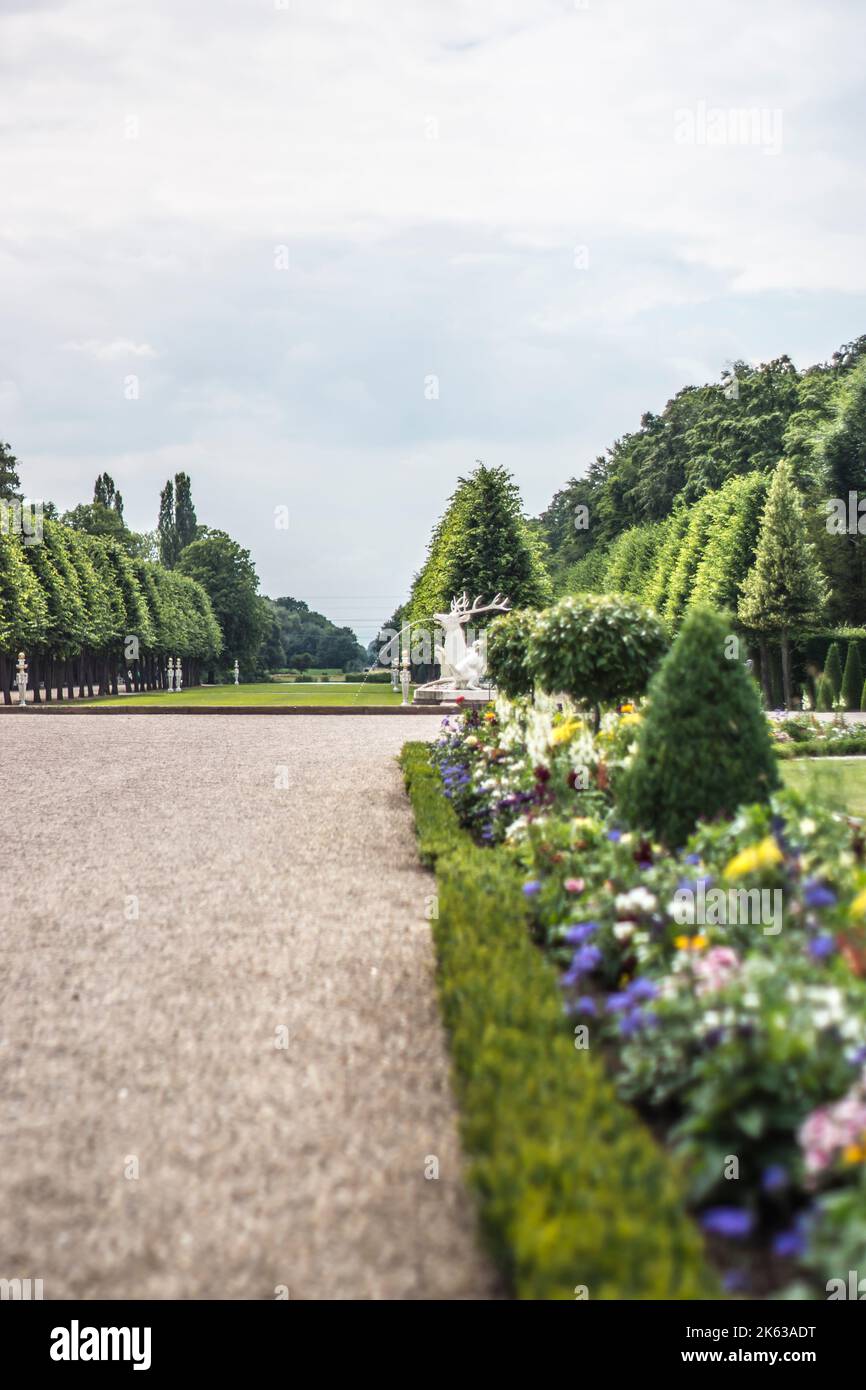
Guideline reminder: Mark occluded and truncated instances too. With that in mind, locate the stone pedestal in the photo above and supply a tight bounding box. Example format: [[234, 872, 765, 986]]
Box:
[[413, 685, 495, 707]]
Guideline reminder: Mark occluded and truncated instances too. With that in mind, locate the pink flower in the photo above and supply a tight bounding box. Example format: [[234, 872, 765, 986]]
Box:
[[691, 946, 741, 997], [799, 1077, 866, 1177], [564, 878, 585, 894]]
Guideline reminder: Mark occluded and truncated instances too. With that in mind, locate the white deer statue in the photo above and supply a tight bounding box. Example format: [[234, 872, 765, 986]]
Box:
[[419, 592, 511, 692]]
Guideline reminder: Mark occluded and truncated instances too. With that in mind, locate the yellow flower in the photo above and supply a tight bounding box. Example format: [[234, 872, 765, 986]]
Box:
[[850, 887, 866, 919], [620, 702, 635, 714], [620, 712, 642, 727], [551, 718, 581, 746], [674, 934, 709, 952], [842, 1142, 866, 1166], [723, 836, 783, 880], [483, 711, 496, 722]]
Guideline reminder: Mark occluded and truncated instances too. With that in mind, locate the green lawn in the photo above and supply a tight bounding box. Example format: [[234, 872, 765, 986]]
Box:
[[781, 757, 866, 818], [89, 682, 407, 708]]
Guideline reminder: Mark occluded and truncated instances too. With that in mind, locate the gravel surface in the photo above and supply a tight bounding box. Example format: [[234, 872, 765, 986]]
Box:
[[0, 715, 496, 1300]]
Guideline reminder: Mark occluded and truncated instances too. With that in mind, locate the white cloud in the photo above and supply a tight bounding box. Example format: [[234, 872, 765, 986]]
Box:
[[62, 339, 158, 361], [1, 0, 865, 637]]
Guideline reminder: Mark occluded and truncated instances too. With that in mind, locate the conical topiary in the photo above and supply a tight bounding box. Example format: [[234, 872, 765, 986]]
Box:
[[815, 674, 835, 712], [825, 642, 843, 699], [617, 604, 779, 848], [841, 642, 863, 712]]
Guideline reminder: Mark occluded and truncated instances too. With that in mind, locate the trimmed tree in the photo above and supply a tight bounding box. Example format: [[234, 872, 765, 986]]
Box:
[[527, 593, 668, 729], [824, 641, 844, 699], [618, 604, 779, 847], [486, 608, 538, 699], [408, 463, 552, 635], [815, 673, 835, 712], [841, 642, 863, 712], [738, 459, 828, 709]]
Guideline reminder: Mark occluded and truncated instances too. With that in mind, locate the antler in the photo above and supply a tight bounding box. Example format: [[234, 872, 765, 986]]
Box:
[[453, 592, 512, 623]]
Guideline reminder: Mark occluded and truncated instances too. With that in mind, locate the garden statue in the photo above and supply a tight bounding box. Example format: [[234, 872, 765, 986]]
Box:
[[233, 660, 240, 685], [414, 592, 510, 705], [16, 651, 27, 708], [166, 657, 175, 692], [175, 658, 183, 694]]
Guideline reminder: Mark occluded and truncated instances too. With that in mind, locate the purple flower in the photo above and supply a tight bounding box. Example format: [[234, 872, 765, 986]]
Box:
[[761, 1164, 788, 1193], [803, 879, 837, 910], [522, 880, 542, 898], [619, 1008, 657, 1037], [606, 992, 633, 1014], [772, 1228, 806, 1259], [722, 1269, 749, 1293], [571, 944, 602, 973], [626, 977, 658, 1004], [563, 921, 598, 945], [684, 853, 701, 866], [847, 1044, 866, 1067], [700, 1208, 754, 1240], [808, 933, 836, 961], [607, 828, 622, 843], [574, 996, 597, 1016]]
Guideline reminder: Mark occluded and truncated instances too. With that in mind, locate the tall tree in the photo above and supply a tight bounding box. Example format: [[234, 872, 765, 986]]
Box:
[[157, 479, 179, 568], [738, 460, 828, 708], [177, 529, 266, 676], [93, 472, 124, 519], [157, 473, 198, 567], [408, 463, 552, 636], [174, 472, 198, 551], [0, 439, 21, 500]]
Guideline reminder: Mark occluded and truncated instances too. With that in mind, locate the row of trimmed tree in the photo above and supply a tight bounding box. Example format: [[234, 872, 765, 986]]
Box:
[[0, 519, 222, 702]]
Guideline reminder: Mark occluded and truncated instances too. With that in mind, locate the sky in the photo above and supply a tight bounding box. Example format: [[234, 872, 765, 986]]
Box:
[[2, 0, 865, 644]]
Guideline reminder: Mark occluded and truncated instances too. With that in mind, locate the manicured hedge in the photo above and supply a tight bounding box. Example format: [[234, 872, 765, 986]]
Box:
[[776, 734, 866, 760], [400, 742, 718, 1300]]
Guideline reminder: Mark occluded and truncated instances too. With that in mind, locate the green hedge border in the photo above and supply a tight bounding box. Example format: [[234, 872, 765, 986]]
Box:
[[400, 742, 719, 1300], [776, 736, 866, 760]]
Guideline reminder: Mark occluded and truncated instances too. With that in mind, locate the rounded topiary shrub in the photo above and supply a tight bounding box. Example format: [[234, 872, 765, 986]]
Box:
[[617, 603, 779, 848], [527, 593, 668, 725], [486, 608, 538, 699]]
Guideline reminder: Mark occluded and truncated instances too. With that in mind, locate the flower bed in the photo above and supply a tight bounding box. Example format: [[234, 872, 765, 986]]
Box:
[[400, 741, 716, 1300], [770, 714, 866, 760], [428, 695, 866, 1298]]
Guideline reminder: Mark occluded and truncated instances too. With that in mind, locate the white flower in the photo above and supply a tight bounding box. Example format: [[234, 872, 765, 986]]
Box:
[[613, 921, 636, 942], [615, 886, 657, 915], [742, 992, 760, 1010], [799, 818, 817, 837]]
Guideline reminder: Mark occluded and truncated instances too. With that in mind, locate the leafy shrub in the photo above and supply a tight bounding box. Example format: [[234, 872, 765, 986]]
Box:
[[486, 608, 538, 698], [400, 743, 717, 1300], [527, 593, 668, 725], [344, 670, 391, 682], [841, 642, 863, 711], [618, 604, 779, 847]]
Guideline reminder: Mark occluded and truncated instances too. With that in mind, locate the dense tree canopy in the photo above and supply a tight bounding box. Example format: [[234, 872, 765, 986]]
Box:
[[538, 336, 866, 626], [177, 529, 266, 672], [407, 463, 552, 632]]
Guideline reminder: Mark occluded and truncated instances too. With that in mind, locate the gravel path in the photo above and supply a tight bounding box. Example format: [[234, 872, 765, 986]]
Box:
[[0, 715, 496, 1300]]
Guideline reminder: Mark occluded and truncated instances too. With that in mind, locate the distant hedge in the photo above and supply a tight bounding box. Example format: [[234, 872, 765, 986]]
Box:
[[0, 520, 221, 702]]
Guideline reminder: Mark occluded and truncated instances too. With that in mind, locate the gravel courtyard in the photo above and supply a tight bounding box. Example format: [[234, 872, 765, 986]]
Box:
[[0, 714, 495, 1300]]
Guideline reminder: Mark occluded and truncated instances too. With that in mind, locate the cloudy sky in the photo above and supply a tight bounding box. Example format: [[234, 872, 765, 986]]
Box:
[[2, 0, 865, 642]]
